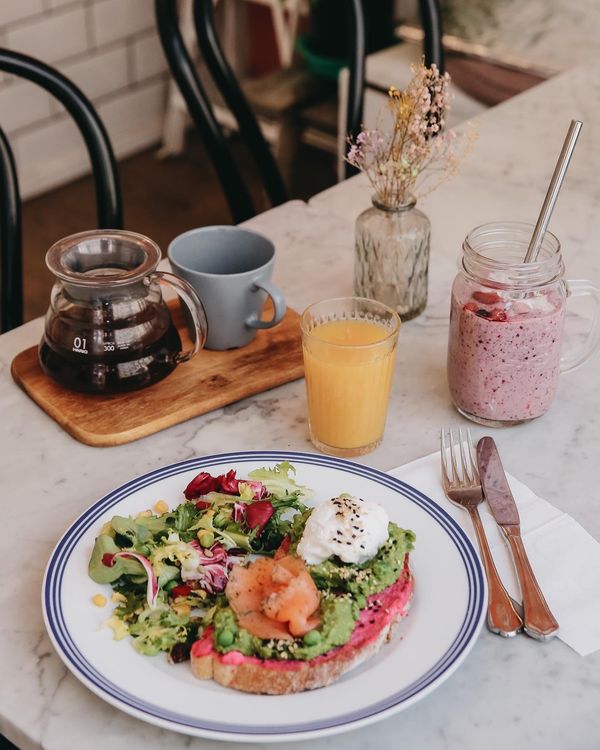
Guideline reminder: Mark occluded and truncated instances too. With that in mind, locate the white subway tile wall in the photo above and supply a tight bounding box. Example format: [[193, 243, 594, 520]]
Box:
[[132, 30, 168, 83], [0, 0, 169, 199], [6, 6, 88, 63], [0, 0, 45, 28], [91, 0, 153, 47]]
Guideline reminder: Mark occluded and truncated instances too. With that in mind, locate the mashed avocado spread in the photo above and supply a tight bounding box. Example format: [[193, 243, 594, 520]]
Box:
[[213, 522, 414, 661], [213, 594, 358, 661], [308, 523, 414, 600]]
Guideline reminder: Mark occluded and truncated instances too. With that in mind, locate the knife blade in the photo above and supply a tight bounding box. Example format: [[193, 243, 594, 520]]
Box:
[[477, 436, 559, 641], [476, 436, 519, 526]]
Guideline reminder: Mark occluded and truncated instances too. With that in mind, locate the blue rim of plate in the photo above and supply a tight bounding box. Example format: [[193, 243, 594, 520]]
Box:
[[43, 451, 485, 738]]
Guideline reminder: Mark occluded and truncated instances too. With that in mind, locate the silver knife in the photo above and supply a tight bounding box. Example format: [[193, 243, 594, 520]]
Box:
[[477, 437, 559, 641]]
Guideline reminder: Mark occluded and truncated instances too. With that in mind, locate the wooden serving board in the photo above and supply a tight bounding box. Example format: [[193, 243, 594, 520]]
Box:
[[11, 303, 304, 447]]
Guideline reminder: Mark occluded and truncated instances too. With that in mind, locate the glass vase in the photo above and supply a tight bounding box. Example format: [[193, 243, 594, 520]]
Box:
[[354, 196, 431, 321]]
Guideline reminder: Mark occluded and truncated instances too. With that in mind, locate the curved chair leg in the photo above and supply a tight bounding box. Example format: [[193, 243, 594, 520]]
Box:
[[193, 0, 288, 209], [155, 0, 256, 223], [419, 0, 445, 72], [341, 0, 444, 180], [344, 0, 365, 179], [0, 126, 22, 333]]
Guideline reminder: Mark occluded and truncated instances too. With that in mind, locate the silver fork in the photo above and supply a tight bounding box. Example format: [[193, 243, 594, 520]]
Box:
[[441, 426, 523, 637]]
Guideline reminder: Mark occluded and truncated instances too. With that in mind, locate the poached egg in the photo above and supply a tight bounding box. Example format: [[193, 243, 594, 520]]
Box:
[[297, 494, 389, 565]]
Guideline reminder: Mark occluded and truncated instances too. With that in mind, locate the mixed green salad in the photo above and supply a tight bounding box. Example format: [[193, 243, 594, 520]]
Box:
[[88, 462, 415, 663]]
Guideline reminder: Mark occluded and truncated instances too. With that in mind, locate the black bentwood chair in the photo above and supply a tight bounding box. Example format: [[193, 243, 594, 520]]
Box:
[[155, 0, 288, 224], [155, 0, 366, 223], [345, 0, 445, 178], [0, 49, 123, 333], [155, 0, 442, 217]]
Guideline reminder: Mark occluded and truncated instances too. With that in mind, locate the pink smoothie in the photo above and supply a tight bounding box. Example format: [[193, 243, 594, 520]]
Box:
[[447, 291, 565, 423]]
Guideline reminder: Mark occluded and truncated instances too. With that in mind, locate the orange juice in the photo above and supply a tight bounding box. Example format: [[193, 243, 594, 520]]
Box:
[[302, 317, 399, 455]]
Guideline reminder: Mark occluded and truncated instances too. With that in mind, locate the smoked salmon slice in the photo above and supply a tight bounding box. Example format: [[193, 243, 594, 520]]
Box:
[[226, 557, 274, 614], [237, 611, 294, 640], [226, 555, 320, 640]]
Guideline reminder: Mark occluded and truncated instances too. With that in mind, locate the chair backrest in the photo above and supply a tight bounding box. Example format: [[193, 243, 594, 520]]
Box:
[[0, 49, 123, 333], [156, 0, 442, 215], [156, 0, 266, 224], [193, 0, 288, 212], [0, 125, 21, 333], [344, 0, 444, 178], [420, 0, 445, 74]]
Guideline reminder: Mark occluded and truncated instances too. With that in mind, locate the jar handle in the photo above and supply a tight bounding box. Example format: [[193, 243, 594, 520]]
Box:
[[561, 279, 600, 373], [152, 271, 208, 363]]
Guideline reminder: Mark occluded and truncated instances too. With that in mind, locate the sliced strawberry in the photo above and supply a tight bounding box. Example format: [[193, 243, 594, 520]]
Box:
[[463, 302, 478, 312], [473, 291, 501, 305], [246, 500, 275, 534], [490, 308, 508, 322]]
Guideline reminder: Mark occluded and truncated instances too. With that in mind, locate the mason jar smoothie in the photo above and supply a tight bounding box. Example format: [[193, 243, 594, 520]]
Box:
[[446, 222, 599, 426], [448, 284, 565, 424]]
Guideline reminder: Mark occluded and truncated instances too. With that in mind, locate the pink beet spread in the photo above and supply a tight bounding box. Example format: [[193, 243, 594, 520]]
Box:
[[191, 556, 413, 672]]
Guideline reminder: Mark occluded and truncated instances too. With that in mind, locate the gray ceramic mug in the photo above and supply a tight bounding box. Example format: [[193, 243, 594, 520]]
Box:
[[168, 226, 286, 350]]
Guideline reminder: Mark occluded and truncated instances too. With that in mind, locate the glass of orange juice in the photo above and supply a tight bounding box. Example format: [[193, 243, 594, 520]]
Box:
[[301, 297, 401, 457]]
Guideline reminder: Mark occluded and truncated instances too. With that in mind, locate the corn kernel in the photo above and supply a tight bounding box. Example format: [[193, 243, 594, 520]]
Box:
[[92, 594, 107, 607], [154, 500, 169, 514], [136, 509, 152, 518], [172, 602, 191, 616], [111, 592, 127, 603]]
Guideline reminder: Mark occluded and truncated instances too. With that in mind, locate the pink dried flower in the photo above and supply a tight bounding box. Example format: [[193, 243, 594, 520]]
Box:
[[345, 62, 475, 207]]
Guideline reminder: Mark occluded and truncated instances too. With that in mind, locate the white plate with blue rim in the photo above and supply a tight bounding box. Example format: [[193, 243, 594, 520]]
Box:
[[42, 450, 486, 743]]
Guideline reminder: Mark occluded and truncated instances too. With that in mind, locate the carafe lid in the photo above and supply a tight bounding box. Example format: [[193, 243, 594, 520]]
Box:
[[46, 230, 162, 287]]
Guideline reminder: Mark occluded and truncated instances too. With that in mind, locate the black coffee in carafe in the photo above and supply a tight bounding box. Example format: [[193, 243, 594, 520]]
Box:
[[39, 230, 207, 394]]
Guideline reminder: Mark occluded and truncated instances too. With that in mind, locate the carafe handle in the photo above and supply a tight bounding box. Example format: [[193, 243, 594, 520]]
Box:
[[561, 279, 600, 373], [153, 271, 208, 363]]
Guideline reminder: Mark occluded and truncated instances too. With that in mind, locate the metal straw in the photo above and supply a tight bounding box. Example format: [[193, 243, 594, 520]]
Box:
[[524, 119, 583, 263]]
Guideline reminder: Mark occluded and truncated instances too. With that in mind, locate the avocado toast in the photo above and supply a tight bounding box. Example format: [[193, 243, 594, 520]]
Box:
[[87, 462, 416, 694]]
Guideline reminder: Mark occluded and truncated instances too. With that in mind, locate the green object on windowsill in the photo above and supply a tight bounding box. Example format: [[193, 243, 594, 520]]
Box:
[[296, 34, 347, 81]]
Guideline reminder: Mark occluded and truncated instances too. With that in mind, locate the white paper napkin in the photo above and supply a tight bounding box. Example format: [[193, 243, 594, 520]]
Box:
[[388, 452, 600, 656]]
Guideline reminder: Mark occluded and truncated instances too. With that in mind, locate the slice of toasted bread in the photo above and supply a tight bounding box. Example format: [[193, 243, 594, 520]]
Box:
[[190, 565, 414, 694]]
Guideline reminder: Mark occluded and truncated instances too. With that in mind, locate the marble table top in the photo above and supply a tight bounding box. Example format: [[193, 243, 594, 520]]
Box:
[[2, 64, 600, 750]]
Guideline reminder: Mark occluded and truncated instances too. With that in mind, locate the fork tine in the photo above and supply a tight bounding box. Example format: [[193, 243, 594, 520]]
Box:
[[458, 426, 472, 483], [466, 428, 480, 481], [440, 428, 452, 484], [448, 427, 461, 485]]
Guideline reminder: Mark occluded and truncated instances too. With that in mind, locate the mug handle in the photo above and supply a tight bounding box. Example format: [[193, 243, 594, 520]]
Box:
[[560, 279, 600, 373], [246, 279, 286, 330], [152, 271, 208, 363]]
